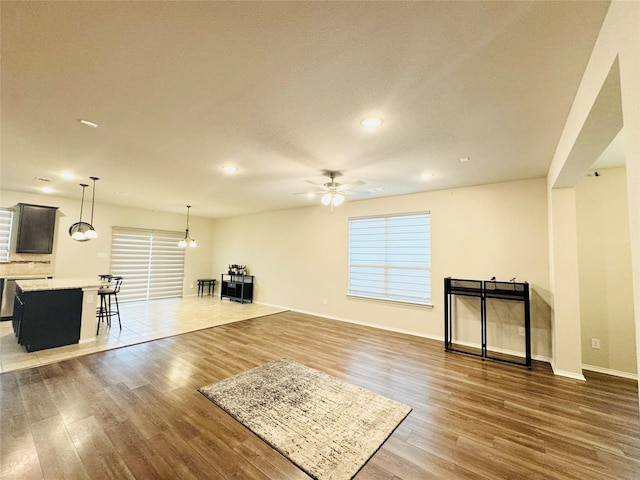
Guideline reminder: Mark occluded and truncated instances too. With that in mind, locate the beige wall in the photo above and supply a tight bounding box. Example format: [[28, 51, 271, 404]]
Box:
[[211, 177, 552, 360], [2, 179, 552, 361], [547, 0, 640, 387], [0, 190, 214, 296], [576, 167, 636, 376], [548, 188, 584, 378]]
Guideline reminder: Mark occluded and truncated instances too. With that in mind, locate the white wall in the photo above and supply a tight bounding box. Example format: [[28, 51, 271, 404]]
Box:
[[576, 167, 636, 375], [211, 177, 552, 359], [0, 190, 215, 297]]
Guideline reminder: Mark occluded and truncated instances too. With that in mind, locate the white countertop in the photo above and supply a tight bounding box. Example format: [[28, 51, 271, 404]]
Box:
[[16, 277, 107, 292], [2, 275, 53, 280]]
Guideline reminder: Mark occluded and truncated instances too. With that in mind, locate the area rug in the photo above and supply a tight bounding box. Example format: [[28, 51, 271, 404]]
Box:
[[198, 358, 412, 480]]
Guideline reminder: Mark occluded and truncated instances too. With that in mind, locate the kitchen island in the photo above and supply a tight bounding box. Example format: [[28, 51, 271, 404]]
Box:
[[13, 277, 105, 352]]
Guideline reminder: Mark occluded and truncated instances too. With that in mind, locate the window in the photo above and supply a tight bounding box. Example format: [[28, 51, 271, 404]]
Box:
[[348, 212, 431, 305], [0, 209, 14, 263], [110, 227, 186, 302]]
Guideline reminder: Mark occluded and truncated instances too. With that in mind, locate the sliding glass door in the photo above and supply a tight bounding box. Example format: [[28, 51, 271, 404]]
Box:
[[110, 227, 185, 302]]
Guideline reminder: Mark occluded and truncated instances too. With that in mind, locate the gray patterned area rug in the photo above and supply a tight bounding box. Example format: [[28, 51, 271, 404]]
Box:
[[198, 358, 412, 480]]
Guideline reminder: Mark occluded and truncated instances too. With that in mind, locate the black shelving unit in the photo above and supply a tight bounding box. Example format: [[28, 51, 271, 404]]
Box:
[[220, 274, 254, 304], [444, 277, 531, 368]]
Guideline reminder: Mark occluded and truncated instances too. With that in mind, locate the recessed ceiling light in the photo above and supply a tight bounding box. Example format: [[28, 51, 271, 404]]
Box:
[[421, 173, 434, 179], [360, 117, 383, 129], [307, 193, 316, 199], [42, 186, 54, 194], [459, 157, 470, 163], [223, 165, 238, 175], [79, 119, 99, 128], [61, 171, 75, 179]]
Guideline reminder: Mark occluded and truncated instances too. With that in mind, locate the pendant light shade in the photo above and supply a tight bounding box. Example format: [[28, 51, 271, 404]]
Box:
[[69, 177, 99, 241], [179, 205, 197, 248]]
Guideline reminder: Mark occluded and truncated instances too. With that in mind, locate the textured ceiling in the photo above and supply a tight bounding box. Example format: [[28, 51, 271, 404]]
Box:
[[1, 1, 611, 218]]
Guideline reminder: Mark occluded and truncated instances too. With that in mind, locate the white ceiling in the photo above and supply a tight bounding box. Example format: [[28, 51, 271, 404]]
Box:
[[1, 1, 612, 218]]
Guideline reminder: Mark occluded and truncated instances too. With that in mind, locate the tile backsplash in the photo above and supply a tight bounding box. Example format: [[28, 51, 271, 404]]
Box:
[[0, 253, 52, 278]]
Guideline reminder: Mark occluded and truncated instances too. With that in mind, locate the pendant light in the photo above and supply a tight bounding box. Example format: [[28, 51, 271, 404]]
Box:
[[69, 183, 91, 241], [84, 177, 99, 239], [178, 205, 197, 248], [69, 177, 99, 241]]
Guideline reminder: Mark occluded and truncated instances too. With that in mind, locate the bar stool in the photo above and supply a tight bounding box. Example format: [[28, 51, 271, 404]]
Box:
[[97, 276, 123, 334]]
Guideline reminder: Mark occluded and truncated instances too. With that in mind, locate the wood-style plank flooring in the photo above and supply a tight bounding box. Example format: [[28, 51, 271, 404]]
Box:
[[1, 308, 639, 479]]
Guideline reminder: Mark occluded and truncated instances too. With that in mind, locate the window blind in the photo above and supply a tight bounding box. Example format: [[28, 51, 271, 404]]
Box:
[[348, 212, 431, 305], [110, 227, 185, 302], [0, 209, 14, 263]]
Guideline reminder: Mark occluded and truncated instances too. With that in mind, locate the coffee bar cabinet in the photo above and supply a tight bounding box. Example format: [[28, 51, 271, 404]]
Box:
[[220, 274, 254, 304]]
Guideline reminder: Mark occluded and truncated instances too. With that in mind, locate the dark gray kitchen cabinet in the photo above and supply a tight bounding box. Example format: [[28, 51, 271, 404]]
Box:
[[15, 203, 58, 254], [13, 286, 82, 352]]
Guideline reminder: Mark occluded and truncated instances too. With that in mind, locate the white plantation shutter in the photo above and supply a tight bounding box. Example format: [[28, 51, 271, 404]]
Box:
[[348, 212, 431, 305], [110, 227, 185, 302], [0, 209, 14, 263]]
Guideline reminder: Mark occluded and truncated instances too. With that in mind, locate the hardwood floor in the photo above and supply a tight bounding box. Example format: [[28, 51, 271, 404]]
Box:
[[1, 310, 639, 479]]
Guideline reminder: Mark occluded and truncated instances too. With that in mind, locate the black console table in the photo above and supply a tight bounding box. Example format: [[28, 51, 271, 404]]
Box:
[[220, 274, 254, 304], [444, 277, 531, 368]]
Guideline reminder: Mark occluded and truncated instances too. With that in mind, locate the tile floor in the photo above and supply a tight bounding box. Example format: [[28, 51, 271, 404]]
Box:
[[0, 296, 287, 374]]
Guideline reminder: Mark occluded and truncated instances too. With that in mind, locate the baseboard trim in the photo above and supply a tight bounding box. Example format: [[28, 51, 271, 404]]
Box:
[[282, 307, 557, 364], [256, 305, 567, 372], [582, 364, 638, 380], [550, 361, 587, 381], [289, 307, 442, 342]]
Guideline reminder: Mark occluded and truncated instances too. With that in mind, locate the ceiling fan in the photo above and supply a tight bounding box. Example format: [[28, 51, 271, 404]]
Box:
[[306, 170, 365, 211]]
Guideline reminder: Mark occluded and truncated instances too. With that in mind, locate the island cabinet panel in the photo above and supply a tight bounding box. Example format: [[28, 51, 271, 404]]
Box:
[[13, 286, 83, 352]]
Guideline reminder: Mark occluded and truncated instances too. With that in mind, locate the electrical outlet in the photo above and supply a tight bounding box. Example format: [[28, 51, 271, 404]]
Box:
[[323, 299, 328, 305], [591, 338, 601, 349], [518, 327, 525, 336], [86, 294, 94, 303], [190, 284, 194, 289]]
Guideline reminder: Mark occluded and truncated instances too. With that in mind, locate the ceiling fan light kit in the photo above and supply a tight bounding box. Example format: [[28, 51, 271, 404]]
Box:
[[319, 171, 348, 211]]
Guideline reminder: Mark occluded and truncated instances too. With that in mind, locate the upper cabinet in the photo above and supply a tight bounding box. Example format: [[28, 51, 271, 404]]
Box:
[[15, 203, 58, 254]]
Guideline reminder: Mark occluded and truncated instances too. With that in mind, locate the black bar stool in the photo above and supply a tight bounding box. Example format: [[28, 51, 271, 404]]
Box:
[[97, 276, 123, 334]]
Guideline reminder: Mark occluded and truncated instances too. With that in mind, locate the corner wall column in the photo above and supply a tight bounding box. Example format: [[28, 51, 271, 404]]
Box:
[[548, 187, 585, 379]]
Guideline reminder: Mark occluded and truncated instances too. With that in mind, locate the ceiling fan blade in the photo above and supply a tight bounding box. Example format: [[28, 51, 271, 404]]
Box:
[[294, 190, 324, 196], [304, 179, 330, 189], [336, 180, 365, 191]]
